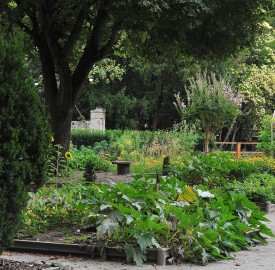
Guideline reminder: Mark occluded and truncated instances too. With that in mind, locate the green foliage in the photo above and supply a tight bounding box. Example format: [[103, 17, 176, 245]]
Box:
[[22, 179, 274, 265], [83, 159, 97, 182], [71, 130, 111, 148], [257, 115, 275, 155], [2, 0, 272, 151], [231, 157, 275, 179], [47, 144, 70, 178], [69, 146, 111, 172], [227, 173, 275, 203], [175, 73, 243, 152], [224, 21, 275, 140], [88, 58, 125, 85], [172, 153, 275, 189], [0, 33, 50, 252], [172, 152, 238, 188], [71, 129, 199, 162]]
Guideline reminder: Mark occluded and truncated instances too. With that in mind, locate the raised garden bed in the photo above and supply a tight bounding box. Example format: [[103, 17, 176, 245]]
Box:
[[254, 202, 275, 213], [10, 240, 170, 265]]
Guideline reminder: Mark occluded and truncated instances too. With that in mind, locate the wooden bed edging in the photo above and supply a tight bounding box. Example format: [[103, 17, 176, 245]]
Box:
[[9, 240, 170, 265]]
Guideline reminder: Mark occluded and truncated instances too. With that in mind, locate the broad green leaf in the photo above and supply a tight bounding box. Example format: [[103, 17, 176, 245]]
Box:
[[96, 218, 119, 239], [108, 210, 123, 222], [178, 186, 197, 202], [125, 243, 147, 266], [134, 231, 160, 252], [136, 233, 153, 251]]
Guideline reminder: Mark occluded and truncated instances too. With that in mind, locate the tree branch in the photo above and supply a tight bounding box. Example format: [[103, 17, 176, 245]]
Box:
[[62, 5, 88, 59], [71, 22, 119, 102], [1, 3, 38, 40], [97, 22, 120, 57], [71, 8, 110, 94]]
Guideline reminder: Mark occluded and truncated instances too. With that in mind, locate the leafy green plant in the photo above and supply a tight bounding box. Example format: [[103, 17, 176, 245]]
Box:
[[83, 159, 97, 182], [257, 115, 275, 156], [171, 152, 238, 188], [69, 146, 111, 172], [47, 143, 71, 178], [22, 177, 273, 265], [227, 173, 275, 203]]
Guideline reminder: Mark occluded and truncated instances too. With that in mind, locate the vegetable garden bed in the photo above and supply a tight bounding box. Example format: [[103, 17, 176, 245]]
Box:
[[10, 240, 169, 265], [18, 176, 274, 266]]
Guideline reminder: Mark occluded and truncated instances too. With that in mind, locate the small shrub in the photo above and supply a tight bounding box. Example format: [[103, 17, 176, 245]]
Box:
[[162, 155, 171, 176], [83, 159, 97, 182], [69, 146, 111, 171]]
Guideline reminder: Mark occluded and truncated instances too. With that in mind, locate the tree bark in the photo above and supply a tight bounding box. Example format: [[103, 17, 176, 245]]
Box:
[[50, 106, 74, 151], [38, 39, 75, 153], [204, 133, 210, 153]]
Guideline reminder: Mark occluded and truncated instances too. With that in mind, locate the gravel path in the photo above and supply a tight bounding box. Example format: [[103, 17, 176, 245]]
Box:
[[1, 213, 275, 270]]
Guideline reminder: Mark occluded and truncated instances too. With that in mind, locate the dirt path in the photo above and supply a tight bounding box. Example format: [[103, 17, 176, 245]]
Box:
[[1, 213, 275, 270]]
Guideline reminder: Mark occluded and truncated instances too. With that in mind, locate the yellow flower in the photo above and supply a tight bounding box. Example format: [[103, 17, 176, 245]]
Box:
[[65, 151, 72, 160], [51, 136, 54, 142]]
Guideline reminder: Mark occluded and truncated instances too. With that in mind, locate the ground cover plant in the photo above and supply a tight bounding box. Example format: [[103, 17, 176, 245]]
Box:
[[20, 177, 273, 266]]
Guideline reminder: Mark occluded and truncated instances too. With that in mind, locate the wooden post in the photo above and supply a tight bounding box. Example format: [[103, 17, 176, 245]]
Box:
[[156, 170, 159, 193], [236, 142, 241, 158]]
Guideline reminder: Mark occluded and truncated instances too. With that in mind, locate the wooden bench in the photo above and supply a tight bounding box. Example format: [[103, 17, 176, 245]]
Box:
[[112, 160, 131, 175]]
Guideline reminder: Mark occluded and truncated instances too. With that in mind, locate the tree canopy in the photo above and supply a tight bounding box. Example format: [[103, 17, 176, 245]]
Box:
[[1, 0, 273, 150]]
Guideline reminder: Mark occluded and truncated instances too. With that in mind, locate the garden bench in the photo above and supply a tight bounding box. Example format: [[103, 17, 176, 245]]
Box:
[[112, 160, 131, 175]]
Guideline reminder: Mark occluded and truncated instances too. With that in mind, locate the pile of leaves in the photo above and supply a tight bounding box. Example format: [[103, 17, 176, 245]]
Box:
[[21, 177, 274, 266]]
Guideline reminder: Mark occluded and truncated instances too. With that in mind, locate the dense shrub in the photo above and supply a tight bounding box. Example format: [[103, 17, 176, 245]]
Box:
[[71, 129, 112, 148], [0, 34, 50, 252]]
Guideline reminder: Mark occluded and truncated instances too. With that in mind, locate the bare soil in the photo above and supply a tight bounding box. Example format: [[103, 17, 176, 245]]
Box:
[[0, 258, 53, 270]]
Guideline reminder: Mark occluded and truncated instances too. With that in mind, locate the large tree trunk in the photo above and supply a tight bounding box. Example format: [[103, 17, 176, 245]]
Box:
[[38, 40, 76, 153], [50, 106, 74, 152], [32, 6, 118, 153]]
